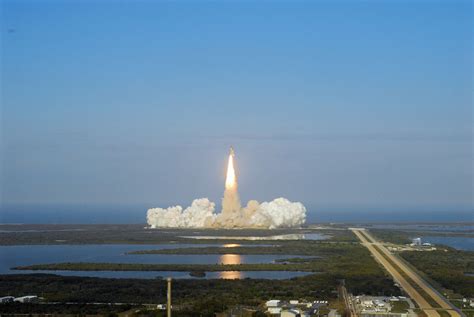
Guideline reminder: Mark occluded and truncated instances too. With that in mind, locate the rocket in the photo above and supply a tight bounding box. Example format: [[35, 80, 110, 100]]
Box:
[[230, 146, 235, 157]]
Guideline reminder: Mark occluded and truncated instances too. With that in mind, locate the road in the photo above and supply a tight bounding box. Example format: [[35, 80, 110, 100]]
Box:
[[351, 228, 462, 317], [358, 229, 462, 316], [340, 284, 357, 317]]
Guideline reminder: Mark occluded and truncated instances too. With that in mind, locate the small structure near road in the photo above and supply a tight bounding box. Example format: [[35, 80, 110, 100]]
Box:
[[0, 295, 39, 304], [267, 300, 281, 307], [353, 295, 416, 317], [0, 296, 14, 304], [13, 295, 39, 303], [265, 298, 328, 316]]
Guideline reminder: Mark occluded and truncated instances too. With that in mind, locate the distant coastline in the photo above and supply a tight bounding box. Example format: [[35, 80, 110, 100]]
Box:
[[0, 203, 472, 224]]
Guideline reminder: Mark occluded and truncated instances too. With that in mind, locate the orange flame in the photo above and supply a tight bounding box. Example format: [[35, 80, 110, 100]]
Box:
[[225, 153, 236, 189]]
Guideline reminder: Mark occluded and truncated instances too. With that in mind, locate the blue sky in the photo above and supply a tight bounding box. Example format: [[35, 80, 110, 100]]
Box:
[[1, 0, 472, 213]]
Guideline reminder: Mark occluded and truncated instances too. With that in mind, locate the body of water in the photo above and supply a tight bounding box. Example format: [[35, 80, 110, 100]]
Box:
[[369, 224, 473, 232], [181, 233, 328, 240], [1, 204, 473, 224], [10, 270, 312, 280], [420, 236, 473, 251], [0, 244, 311, 279]]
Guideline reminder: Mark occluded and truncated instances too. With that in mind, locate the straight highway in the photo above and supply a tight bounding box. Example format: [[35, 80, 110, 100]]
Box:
[[359, 229, 461, 317], [351, 228, 462, 317]]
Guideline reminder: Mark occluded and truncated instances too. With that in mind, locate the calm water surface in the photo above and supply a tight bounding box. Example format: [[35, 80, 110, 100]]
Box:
[[9, 270, 312, 279], [420, 236, 473, 251], [181, 233, 328, 240], [0, 244, 312, 279], [369, 224, 473, 232]]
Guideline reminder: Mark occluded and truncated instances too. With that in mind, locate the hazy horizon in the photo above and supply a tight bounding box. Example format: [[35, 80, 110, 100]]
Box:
[[1, 203, 472, 224]]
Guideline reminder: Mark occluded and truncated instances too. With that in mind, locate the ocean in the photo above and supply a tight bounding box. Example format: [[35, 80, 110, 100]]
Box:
[[0, 204, 472, 224]]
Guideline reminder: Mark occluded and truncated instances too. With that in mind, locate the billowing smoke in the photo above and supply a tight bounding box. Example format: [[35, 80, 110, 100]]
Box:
[[147, 147, 307, 229], [147, 199, 216, 228], [147, 197, 306, 229]]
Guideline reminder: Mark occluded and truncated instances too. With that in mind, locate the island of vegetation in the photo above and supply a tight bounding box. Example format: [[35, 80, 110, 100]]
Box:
[[0, 224, 355, 245]]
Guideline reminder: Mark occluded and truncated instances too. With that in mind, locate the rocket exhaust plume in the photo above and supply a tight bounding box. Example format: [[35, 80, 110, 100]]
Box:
[[220, 147, 242, 227], [225, 147, 237, 190], [147, 147, 307, 229]]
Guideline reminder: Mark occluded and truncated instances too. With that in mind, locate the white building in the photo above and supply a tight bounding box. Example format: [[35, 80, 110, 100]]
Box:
[[0, 296, 14, 304], [268, 307, 282, 314], [362, 300, 373, 307], [14, 296, 38, 303], [411, 238, 421, 246], [266, 300, 281, 307]]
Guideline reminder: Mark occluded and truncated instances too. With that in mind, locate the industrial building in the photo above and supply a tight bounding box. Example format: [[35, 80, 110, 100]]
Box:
[[411, 238, 422, 246], [13, 296, 39, 303], [0, 296, 14, 304], [0, 295, 39, 304], [353, 295, 416, 317], [265, 298, 327, 316]]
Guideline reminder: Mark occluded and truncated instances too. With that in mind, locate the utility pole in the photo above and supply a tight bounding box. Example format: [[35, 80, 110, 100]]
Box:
[[167, 277, 172, 317]]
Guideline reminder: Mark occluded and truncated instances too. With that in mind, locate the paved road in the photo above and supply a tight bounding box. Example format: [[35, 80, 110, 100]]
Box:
[[360, 229, 461, 316], [351, 229, 462, 317], [352, 229, 441, 317], [340, 285, 357, 317]]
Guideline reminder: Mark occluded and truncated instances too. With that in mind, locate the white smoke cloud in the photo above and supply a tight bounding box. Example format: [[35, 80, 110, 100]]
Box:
[[249, 198, 307, 229], [147, 198, 216, 228], [147, 197, 306, 229]]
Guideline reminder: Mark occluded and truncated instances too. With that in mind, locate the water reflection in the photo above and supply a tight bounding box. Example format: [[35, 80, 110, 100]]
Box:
[[219, 271, 242, 279], [222, 243, 241, 248], [219, 253, 242, 279], [181, 233, 328, 240], [219, 254, 241, 264]]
